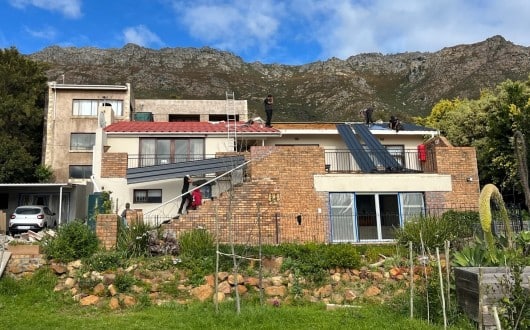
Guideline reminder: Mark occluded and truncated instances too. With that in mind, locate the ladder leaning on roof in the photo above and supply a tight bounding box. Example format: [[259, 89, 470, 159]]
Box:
[[226, 91, 237, 151]]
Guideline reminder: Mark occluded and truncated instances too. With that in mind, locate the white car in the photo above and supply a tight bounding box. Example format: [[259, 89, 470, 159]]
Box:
[[9, 205, 57, 234]]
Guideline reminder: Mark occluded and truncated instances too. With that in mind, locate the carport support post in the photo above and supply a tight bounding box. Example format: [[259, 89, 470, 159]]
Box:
[[58, 186, 63, 224]]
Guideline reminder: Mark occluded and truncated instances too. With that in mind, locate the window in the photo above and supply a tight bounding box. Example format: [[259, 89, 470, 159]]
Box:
[[169, 114, 200, 122], [69, 165, 92, 179], [139, 138, 204, 166], [73, 99, 123, 116], [400, 192, 425, 222], [70, 133, 95, 150], [208, 114, 239, 122], [134, 189, 162, 203], [329, 192, 423, 242], [385, 145, 405, 166]]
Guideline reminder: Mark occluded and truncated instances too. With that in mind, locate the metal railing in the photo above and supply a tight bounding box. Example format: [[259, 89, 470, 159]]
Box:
[[128, 153, 221, 169], [324, 149, 432, 173]]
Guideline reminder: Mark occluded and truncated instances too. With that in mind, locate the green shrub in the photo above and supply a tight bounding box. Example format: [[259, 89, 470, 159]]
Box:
[[116, 222, 157, 258], [178, 228, 215, 258], [114, 272, 136, 292], [84, 251, 129, 272], [42, 220, 99, 262], [355, 244, 402, 264], [394, 215, 461, 253], [441, 210, 479, 239], [276, 243, 361, 284], [76, 276, 100, 291]]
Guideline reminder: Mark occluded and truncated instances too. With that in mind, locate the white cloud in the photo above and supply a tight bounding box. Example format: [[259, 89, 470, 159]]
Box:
[[9, 0, 82, 19], [123, 25, 163, 47], [24, 25, 57, 40], [172, 0, 283, 58], [290, 0, 530, 59]]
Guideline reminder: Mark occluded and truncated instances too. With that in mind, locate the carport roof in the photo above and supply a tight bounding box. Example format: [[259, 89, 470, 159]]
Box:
[[0, 183, 71, 187]]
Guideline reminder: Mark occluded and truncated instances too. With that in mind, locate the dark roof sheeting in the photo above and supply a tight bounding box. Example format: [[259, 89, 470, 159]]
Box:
[[127, 156, 246, 184]]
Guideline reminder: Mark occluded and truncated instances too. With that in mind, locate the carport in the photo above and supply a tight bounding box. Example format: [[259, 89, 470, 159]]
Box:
[[0, 183, 72, 230]]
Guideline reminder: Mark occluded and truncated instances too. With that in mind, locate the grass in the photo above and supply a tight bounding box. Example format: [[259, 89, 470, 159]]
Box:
[[0, 273, 474, 330]]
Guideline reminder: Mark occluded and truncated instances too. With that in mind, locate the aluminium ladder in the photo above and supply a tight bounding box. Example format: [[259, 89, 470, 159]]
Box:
[[225, 91, 237, 151]]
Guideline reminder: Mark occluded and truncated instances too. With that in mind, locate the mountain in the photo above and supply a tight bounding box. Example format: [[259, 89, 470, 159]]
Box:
[[29, 35, 530, 122]]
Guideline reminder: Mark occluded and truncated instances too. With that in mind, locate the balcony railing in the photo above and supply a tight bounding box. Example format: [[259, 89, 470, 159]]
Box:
[[127, 149, 431, 174], [128, 154, 225, 169], [324, 149, 432, 173]]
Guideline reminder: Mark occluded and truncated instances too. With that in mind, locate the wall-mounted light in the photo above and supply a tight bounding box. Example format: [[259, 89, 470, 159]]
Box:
[[466, 177, 473, 182]]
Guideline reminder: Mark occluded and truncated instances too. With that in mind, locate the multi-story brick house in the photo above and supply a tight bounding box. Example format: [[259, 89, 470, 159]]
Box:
[[31, 82, 480, 243]]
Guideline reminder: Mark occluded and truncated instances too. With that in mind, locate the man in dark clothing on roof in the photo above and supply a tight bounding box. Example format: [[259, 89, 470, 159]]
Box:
[[263, 94, 274, 127]]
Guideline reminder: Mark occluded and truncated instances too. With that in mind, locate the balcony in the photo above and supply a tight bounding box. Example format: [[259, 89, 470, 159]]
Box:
[[127, 153, 239, 169], [324, 149, 432, 173], [126, 149, 431, 174]]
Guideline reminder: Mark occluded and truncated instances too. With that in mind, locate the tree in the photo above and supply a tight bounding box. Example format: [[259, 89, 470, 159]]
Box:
[[482, 79, 530, 200], [0, 47, 49, 182], [420, 77, 530, 208]]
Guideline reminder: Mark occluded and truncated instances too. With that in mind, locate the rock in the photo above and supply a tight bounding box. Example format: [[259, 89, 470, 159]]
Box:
[[190, 284, 214, 302], [108, 284, 118, 296], [227, 274, 244, 285], [331, 293, 344, 304], [121, 294, 137, 307], [341, 273, 351, 282], [51, 263, 68, 275], [53, 283, 65, 292], [364, 285, 381, 297], [315, 284, 333, 298], [218, 281, 232, 294], [93, 283, 106, 296], [245, 277, 260, 287], [102, 273, 116, 285], [370, 272, 384, 280], [264, 285, 286, 297], [330, 273, 341, 282], [217, 272, 229, 281], [270, 276, 283, 286], [131, 285, 144, 294], [68, 260, 82, 269], [344, 289, 357, 302], [64, 277, 76, 289], [236, 284, 248, 294], [262, 257, 283, 274], [389, 267, 402, 278], [214, 292, 225, 303], [204, 274, 215, 287], [109, 297, 120, 310], [80, 295, 100, 306]]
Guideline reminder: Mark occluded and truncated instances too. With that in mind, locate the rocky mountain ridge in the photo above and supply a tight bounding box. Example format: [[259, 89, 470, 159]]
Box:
[[29, 35, 530, 122]]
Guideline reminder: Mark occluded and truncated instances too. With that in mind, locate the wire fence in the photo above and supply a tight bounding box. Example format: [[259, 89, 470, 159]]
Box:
[[142, 205, 529, 246]]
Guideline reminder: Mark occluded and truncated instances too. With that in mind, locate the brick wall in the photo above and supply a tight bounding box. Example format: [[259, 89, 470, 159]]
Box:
[[101, 153, 128, 178], [424, 137, 480, 211], [166, 146, 328, 244], [96, 214, 119, 250]]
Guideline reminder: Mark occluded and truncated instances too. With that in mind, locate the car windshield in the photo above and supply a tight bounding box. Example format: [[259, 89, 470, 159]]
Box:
[[16, 208, 41, 215]]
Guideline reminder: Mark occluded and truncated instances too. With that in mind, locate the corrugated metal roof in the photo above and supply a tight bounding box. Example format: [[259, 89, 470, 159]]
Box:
[[105, 121, 280, 134]]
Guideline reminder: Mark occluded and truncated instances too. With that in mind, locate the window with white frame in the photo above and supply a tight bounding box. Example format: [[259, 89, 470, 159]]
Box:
[[73, 99, 123, 116], [70, 133, 95, 151], [134, 189, 162, 203]]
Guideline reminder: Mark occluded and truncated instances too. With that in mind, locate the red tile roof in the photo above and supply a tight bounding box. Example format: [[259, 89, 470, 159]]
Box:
[[105, 121, 280, 134]]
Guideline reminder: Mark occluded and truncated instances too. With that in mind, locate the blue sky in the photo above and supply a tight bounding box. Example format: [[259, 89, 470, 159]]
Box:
[[1, 0, 530, 65]]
